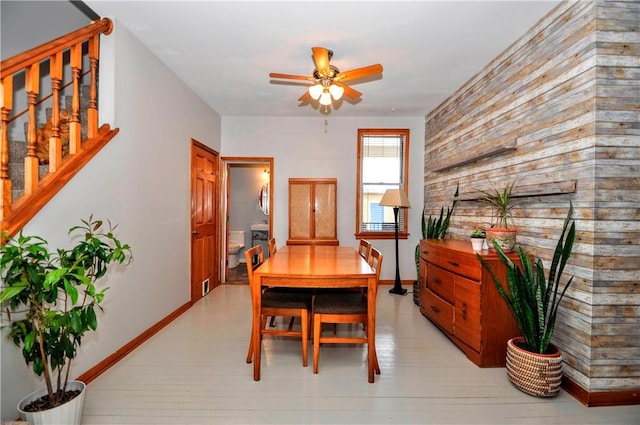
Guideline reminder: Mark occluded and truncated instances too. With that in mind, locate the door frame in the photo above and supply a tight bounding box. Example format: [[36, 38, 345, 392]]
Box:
[[221, 156, 274, 282]]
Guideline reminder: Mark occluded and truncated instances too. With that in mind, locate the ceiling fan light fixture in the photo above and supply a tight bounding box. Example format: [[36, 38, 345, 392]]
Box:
[[329, 84, 344, 101], [319, 91, 332, 106], [308, 84, 323, 100], [270, 47, 383, 109]]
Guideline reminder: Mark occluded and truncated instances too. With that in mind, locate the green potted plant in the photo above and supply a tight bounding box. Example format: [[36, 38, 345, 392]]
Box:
[[477, 179, 518, 252], [413, 184, 458, 305], [470, 228, 486, 251], [0, 216, 132, 424], [477, 203, 575, 397]]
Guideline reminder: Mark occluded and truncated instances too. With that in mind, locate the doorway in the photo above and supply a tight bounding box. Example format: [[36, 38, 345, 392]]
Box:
[[221, 157, 273, 283]]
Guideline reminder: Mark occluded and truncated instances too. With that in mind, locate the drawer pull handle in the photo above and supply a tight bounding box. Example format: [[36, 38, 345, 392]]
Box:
[[462, 302, 467, 320], [430, 305, 440, 313], [448, 260, 460, 267], [433, 277, 442, 285]]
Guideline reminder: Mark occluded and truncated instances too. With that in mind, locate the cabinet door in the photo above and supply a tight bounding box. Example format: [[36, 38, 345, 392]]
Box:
[[289, 182, 312, 239], [288, 178, 338, 245], [314, 181, 336, 238], [454, 276, 481, 352]]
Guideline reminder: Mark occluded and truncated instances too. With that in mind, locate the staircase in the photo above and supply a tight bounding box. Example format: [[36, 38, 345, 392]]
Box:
[[1, 18, 117, 238], [9, 86, 91, 201]]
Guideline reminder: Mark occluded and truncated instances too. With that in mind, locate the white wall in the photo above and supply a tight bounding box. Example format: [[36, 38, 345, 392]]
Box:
[[221, 116, 424, 282], [0, 1, 90, 59], [1, 19, 222, 420]]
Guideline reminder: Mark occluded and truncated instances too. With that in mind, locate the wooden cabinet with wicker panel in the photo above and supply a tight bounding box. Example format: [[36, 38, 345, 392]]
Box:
[[287, 178, 338, 246], [418, 239, 523, 367]]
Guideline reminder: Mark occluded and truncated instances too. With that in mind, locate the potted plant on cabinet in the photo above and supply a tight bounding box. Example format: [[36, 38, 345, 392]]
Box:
[[477, 179, 518, 252], [413, 184, 458, 305], [470, 228, 486, 251], [0, 216, 132, 424], [477, 203, 575, 397]]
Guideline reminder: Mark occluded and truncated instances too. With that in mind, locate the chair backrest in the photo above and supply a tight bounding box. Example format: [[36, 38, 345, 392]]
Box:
[[358, 239, 372, 262], [368, 247, 383, 283], [244, 244, 265, 288], [268, 238, 277, 256]]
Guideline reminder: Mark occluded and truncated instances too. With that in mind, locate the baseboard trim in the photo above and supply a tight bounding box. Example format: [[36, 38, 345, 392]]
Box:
[[562, 375, 640, 407], [76, 301, 192, 384], [378, 279, 414, 286]]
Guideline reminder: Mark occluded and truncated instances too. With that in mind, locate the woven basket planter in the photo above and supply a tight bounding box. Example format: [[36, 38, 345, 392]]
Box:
[[412, 280, 420, 306], [506, 337, 563, 397]]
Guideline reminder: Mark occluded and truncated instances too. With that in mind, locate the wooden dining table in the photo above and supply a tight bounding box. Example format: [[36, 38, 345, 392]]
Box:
[[252, 245, 379, 382]]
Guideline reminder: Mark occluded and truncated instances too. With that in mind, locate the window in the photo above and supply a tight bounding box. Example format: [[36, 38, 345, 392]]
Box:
[[356, 129, 409, 239]]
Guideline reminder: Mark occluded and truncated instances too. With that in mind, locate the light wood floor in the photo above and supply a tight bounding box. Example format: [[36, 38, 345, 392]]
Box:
[[82, 284, 639, 424]]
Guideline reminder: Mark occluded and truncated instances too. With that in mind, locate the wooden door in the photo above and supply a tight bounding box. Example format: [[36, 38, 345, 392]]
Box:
[[191, 140, 219, 302]]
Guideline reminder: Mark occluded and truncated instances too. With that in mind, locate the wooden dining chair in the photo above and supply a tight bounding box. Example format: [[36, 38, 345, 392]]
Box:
[[268, 237, 277, 257], [358, 239, 372, 263], [312, 247, 383, 376], [266, 237, 282, 328], [245, 244, 311, 367]]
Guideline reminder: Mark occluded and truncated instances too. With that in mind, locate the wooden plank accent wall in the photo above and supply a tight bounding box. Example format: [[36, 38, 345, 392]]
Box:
[[424, 0, 639, 399]]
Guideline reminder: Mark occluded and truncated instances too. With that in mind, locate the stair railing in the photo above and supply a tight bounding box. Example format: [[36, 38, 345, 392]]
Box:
[[1, 18, 117, 237]]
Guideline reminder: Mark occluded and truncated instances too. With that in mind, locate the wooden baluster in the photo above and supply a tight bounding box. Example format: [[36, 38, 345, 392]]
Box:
[[49, 52, 63, 172], [0, 75, 13, 219], [24, 64, 39, 195], [88, 34, 99, 139], [68, 43, 81, 155]]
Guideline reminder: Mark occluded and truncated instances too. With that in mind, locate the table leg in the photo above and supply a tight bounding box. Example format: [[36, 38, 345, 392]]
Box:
[[367, 276, 377, 383], [252, 278, 261, 381]]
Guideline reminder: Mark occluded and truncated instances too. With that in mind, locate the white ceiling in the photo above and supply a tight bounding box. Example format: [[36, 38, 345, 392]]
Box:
[[84, 1, 560, 117]]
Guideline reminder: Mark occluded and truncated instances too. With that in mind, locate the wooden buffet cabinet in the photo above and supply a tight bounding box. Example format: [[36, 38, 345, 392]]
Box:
[[418, 239, 522, 367], [286, 178, 339, 246]]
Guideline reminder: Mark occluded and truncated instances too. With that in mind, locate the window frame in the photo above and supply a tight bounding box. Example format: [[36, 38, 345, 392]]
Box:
[[355, 128, 410, 240]]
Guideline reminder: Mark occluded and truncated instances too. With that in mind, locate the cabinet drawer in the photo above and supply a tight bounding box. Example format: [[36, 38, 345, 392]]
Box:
[[424, 242, 481, 281], [454, 276, 481, 352], [423, 289, 454, 334], [427, 263, 455, 303]]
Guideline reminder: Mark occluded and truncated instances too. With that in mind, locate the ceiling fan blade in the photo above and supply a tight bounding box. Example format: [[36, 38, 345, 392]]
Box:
[[311, 47, 331, 78], [269, 72, 315, 81], [335, 64, 383, 82], [298, 91, 312, 102], [336, 82, 362, 99]]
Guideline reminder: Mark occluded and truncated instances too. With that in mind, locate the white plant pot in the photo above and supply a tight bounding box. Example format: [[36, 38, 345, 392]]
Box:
[[470, 238, 485, 251], [18, 381, 85, 425]]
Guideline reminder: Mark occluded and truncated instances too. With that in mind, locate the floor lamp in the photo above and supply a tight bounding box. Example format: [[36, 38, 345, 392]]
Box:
[[379, 189, 411, 296]]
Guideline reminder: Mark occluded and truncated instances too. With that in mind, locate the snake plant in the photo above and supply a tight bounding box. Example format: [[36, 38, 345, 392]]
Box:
[[477, 202, 575, 354], [415, 183, 459, 279]]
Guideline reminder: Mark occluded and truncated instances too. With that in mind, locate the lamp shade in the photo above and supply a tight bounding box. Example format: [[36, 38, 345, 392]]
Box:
[[379, 189, 411, 208], [319, 91, 332, 106], [329, 84, 344, 101], [308, 84, 323, 100]]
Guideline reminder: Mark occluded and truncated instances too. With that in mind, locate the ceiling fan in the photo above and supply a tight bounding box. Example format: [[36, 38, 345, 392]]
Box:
[[269, 47, 383, 106]]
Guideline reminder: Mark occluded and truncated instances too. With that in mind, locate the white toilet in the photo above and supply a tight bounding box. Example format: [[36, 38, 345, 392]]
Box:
[[228, 230, 245, 268]]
